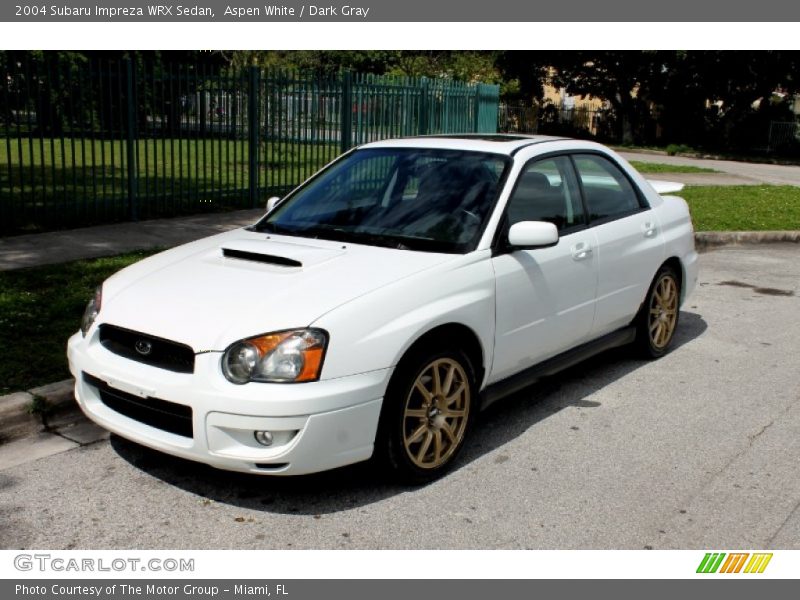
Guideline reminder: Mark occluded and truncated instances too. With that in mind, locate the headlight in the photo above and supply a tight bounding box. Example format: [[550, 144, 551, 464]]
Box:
[[222, 328, 328, 384], [80, 286, 102, 337]]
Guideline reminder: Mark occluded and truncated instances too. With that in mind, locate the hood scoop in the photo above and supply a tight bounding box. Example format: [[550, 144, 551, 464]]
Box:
[[218, 237, 346, 269], [222, 248, 302, 267]]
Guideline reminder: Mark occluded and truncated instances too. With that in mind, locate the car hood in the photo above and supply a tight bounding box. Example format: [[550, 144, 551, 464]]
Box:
[[98, 229, 456, 351]]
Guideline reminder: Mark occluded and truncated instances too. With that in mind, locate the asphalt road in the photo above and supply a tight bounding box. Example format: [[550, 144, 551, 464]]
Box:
[[1, 244, 799, 550]]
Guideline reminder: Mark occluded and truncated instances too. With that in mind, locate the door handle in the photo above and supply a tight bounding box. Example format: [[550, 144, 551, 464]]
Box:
[[571, 242, 593, 261], [643, 221, 657, 238]]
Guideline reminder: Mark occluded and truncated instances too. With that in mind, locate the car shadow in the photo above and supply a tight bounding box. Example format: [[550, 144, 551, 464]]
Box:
[[110, 311, 707, 515]]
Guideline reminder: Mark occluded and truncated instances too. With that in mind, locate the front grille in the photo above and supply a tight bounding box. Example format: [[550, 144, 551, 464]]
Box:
[[99, 324, 195, 373], [83, 372, 193, 438]]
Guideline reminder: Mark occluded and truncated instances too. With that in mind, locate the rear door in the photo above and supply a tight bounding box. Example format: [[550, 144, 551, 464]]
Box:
[[490, 155, 598, 384], [572, 153, 665, 337]]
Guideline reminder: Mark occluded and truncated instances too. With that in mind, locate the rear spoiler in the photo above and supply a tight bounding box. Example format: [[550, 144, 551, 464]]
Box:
[[648, 180, 685, 195]]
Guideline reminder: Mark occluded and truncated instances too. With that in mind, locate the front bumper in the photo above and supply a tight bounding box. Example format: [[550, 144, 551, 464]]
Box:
[[67, 332, 389, 475]]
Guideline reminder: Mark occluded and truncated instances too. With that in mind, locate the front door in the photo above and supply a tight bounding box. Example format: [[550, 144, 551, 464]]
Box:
[[490, 156, 598, 384]]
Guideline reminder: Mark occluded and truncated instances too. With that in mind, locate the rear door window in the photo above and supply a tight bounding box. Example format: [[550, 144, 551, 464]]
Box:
[[572, 154, 644, 223]]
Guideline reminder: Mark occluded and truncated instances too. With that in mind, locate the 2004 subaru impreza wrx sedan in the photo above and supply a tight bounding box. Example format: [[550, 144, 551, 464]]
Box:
[[67, 135, 698, 483]]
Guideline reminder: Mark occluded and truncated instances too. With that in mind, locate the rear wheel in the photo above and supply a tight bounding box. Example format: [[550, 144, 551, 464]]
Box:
[[636, 265, 681, 358], [377, 348, 476, 484]]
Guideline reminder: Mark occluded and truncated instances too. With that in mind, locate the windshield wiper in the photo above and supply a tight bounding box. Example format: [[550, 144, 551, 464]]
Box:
[[254, 221, 302, 236], [285, 225, 414, 250], [257, 223, 442, 252], [344, 230, 415, 250]]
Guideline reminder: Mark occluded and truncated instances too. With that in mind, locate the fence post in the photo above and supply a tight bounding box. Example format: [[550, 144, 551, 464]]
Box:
[[248, 66, 260, 208], [340, 71, 353, 153], [124, 58, 139, 221], [767, 121, 774, 153], [418, 78, 429, 135], [473, 85, 483, 133]]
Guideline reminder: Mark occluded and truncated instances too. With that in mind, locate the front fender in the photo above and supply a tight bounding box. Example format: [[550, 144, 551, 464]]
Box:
[[312, 251, 496, 386]]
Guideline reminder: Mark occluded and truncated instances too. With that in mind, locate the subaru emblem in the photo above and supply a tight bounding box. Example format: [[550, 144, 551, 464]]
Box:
[[135, 340, 153, 356]]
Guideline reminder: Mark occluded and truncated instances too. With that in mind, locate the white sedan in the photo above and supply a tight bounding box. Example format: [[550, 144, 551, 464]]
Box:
[[67, 135, 698, 483]]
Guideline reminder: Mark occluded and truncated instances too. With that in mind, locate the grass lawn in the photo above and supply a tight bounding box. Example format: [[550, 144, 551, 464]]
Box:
[[0, 249, 161, 395], [629, 161, 717, 174], [681, 185, 800, 231], [0, 137, 339, 191], [0, 137, 339, 231]]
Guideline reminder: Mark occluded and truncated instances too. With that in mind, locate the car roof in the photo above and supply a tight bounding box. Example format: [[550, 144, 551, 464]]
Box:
[[359, 134, 572, 156]]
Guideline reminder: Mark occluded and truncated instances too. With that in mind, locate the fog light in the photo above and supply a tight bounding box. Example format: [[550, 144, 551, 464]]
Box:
[[254, 431, 274, 446]]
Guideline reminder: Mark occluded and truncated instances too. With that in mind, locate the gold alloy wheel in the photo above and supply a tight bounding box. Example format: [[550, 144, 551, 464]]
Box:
[[402, 357, 470, 470], [648, 273, 679, 349]]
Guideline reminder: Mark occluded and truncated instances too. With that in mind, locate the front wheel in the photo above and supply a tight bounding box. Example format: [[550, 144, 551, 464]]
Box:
[[377, 349, 476, 484], [635, 265, 681, 358]]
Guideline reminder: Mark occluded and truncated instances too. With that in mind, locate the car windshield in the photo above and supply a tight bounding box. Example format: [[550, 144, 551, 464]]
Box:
[[254, 147, 510, 253]]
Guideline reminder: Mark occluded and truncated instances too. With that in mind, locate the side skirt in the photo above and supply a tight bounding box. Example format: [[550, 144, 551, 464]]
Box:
[[479, 326, 636, 411]]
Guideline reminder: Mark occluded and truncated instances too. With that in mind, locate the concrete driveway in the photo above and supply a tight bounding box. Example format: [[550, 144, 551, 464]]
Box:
[[1, 245, 798, 550]]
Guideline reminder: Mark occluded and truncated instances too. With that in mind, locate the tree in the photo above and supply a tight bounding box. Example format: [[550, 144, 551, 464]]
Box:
[[223, 51, 506, 86], [542, 51, 800, 148], [652, 51, 800, 148], [495, 51, 551, 103], [545, 51, 667, 145]]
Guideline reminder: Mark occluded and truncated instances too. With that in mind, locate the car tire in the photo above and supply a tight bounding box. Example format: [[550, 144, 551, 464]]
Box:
[[635, 264, 681, 359], [376, 347, 477, 484]]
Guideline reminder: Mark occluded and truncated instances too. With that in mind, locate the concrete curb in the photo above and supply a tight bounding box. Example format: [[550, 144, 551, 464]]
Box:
[[0, 379, 78, 444], [0, 230, 798, 445], [695, 230, 800, 250], [0, 392, 40, 442]]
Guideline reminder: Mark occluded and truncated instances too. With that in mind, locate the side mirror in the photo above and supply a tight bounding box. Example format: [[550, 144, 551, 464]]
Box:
[[507, 221, 559, 249], [265, 196, 281, 213]]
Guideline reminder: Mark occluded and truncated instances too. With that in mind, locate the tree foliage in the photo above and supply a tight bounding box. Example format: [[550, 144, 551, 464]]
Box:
[[535, 50, 800, 148]]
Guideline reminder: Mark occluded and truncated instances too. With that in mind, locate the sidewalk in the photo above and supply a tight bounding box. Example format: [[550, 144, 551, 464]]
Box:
[[0, 209, 264, 272], [2, 204, 799, 273], [618, 151, 800, 186]]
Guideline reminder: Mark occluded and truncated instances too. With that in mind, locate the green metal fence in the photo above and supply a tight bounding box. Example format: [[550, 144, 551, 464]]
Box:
[[0, 55, 500, 235]]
